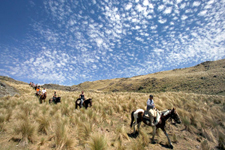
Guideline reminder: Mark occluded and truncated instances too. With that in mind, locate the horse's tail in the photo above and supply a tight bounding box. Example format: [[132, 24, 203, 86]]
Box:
[[130, 111, 135, 128]]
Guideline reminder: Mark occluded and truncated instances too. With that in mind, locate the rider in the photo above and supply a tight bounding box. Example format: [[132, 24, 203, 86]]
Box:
[[41, 88, 47, 97], [79, 91, 85, 107], [146, 95, 156, 126], [52, 91, 57, 102], [36, 86, 40, 95]]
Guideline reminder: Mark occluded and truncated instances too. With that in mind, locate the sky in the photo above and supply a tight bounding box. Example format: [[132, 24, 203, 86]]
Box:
[[0, 0, 225, 86]]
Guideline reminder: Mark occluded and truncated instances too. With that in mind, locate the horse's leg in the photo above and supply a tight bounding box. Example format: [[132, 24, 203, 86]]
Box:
[[137, 122, 141, 132], [162, 129, 173, 149], [151, 126, 157, 143], [133, 122, 136, 134], [134, 115, 138, 134]]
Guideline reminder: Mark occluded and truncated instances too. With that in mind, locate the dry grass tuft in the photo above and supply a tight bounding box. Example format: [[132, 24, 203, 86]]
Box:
[[115, 125, 129, 142], [87, 133, 108, 150], [14, 119, 36, 146], [218, 131, 225, 150], [36, 115, 50, 135], [55, 118, 73, 150], [0, 114, 5, 132], [201, 140, 211, 150], [78, 122, 93, 146]]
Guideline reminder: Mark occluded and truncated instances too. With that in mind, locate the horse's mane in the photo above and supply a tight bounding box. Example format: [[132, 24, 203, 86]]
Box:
[[160, 109, 172, 116]]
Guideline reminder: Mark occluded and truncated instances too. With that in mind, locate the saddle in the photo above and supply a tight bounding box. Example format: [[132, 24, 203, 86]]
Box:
[[144, 109, 157, 118], [143, 109, 161, 125]]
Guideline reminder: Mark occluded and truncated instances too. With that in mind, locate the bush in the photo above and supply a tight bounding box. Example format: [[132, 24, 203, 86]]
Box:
[[36, 115, 50, 135], [218, 132, 225, 150], [14, 120, 36, 146], [87, 133, 108, 150], [55, 119, 73, 149], [201, 140, 211, 150]]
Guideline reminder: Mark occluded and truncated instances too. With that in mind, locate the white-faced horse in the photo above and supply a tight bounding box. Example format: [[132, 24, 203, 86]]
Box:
[[130, 108, 181, 149]]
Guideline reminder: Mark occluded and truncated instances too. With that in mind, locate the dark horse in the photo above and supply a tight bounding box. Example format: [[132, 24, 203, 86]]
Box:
[[39, 94, 47, 104], [75, 98, 92, 109], [130, 108, 181, 149], [49, 97, 61, 104]]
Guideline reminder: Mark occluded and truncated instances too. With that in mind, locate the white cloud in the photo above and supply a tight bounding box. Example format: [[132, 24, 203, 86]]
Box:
[[163, 7, 173, 14], [136, 4, 146, 12], [125, 3, 132, 10], [143, 0, 149, 6], [158, 5, 165, 12], [181, 15, 188, 20], [198, 10, 207, 16], [158, 18, 167, 24], [176, 0, 182, 4], [192, 1, 201, 7]]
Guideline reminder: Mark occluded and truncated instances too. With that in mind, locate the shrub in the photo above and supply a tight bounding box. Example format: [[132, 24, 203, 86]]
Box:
[[138, 129, 149, 147], [201, 140, 211, 150], [0, 114, 5, 132], [14, 120, 36, 146], [115, 125, 129, 143], [36, 115, 50, 135], [55, 119, 73, 149], [218, 131, 225, 150], [78, 122, 93, 145], [182, 116, 190, 131], [87, 133, 108, 150]]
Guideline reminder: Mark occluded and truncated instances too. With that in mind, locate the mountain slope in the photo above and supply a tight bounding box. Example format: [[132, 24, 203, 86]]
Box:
[[73, 59, 225, 95]]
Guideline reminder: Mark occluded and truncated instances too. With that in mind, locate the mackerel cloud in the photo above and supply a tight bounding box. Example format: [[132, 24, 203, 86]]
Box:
[[0, 0, 225, 85]]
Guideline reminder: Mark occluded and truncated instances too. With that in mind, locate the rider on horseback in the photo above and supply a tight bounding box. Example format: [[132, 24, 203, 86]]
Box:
[[79, 91, 85, 108], [53, 91, 57, 102], [146, 95, 157, 126], [41, 88, 47, 97], [36, 86, 40, 95]]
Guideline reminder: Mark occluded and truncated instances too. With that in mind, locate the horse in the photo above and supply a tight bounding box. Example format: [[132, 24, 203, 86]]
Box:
[[39, 94, 47, 104], [49, 97, 61, 104], [130, 108, 181, 149], [75, 98, 92, 109]]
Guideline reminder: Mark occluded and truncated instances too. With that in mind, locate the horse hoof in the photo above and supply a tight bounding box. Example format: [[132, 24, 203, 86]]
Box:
[[169, 144, 173, 149], [151, 139, 156, 144]]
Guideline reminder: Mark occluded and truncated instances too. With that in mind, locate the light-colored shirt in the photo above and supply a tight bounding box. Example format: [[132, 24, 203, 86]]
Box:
[[147, 99, 155, 109], [42, 89, 46, 94]]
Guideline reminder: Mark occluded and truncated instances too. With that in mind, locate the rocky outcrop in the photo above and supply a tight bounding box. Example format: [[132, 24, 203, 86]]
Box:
[[0, 81, 19, 98]]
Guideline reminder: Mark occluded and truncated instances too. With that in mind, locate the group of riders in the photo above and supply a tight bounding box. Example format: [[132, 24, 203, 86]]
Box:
[[29, 82, 157, 125], [30, 82, 47, 98], [29, 82, 86, 107]]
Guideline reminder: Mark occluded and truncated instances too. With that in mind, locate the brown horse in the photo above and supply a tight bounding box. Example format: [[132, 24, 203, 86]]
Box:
[[75, 98, 92, 109], [130, 108, 181, 149], [39, 94, 46, 104]]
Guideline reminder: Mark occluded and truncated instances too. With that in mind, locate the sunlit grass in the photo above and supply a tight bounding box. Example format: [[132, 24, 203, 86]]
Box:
[[0, 81, 224, 149]]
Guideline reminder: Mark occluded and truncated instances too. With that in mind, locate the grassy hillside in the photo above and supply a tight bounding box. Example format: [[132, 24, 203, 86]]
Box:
[[0, 82, 224, 150], [73, 59, 225, 95]]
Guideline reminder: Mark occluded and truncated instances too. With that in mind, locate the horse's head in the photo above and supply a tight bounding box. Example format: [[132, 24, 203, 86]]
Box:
[[171, 108, 181, 124]]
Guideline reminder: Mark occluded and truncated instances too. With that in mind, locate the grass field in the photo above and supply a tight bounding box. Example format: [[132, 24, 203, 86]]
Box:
[[0, 81, 224, 150]]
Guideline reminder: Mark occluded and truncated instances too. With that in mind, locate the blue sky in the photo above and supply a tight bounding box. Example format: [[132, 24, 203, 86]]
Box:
[[1, 0, 225, 86]]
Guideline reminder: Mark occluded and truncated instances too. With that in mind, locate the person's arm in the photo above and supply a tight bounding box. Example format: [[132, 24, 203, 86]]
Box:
[[147, 99, 150, 106]]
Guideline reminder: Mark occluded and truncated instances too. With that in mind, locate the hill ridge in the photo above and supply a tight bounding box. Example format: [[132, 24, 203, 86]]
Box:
[[1, 58, 225, 95]]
